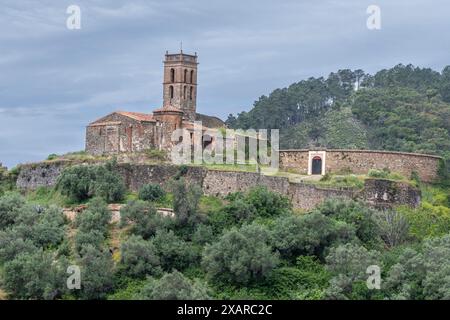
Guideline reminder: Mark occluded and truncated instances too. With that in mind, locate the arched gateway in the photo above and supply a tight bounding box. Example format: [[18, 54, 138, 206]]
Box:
[[311, 156, 322, 175]]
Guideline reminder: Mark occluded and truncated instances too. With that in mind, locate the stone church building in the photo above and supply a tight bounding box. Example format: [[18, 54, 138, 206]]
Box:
[[85, 51, 224, 155]]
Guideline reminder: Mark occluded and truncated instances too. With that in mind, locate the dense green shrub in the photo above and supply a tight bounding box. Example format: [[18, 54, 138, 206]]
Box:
[[264, 256, 331, 299], [383, 234, 450, 299], [152, 229, 198, 271], [120, 200, 172, 239], [368, 168, 391, 179], [208, 187, 292, 234], [170, 178, 203, 227], [119, 235, 161, 278], [56, 161, 125, 203], [398, 202, 450, 240], [314, 198, 381, 247], [7, 204, 66, 249], [325, 243, 381, 299], [202, 223, 279, 285], [221, 198, 257, 224], [138, 184, 166, 202], [75, 229, 105, 254], [77, 244, 114, 300], [271, 212, 356, 260], [0, 192, 26, 230], [2, 249, 68, 299], [75, 197, 111, 235], [47, 153, 59, 160], [0, 229, 37, 264], [192, 224, 216, 246], [245, 186, 292, 218], [135, 270, 210, 300]]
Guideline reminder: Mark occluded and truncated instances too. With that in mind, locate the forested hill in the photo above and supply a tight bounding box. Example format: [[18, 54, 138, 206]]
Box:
[[225, 64, 450, 161]]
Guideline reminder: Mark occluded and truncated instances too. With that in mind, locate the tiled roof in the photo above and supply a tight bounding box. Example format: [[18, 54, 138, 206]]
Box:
[[89, 121, 122, 127], [181, 121, 216, 131], [153, 106, 184, 113], [116, 111, 155, 122]]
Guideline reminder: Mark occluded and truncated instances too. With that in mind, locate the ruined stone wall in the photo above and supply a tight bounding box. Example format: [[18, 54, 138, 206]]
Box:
[[117, 164, 207, 192], [358, 178, 421, 209], [202, 170, 290, 197], [280, 149, 441, 182], [16, 161, 421, 210], [288, 184, 356, 210], [86, 113, 156, 155], [16, 161, 70, 190]]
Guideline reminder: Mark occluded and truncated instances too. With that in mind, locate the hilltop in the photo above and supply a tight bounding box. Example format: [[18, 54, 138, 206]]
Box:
[[226, 64, 450, 164]]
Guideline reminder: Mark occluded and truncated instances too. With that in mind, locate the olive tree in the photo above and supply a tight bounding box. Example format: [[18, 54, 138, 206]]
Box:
[[119, 235, 161, 278], [202, 223, 279, 285]]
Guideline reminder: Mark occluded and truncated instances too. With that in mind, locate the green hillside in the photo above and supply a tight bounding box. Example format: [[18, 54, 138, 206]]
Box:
[[226, 64, 450, 162]]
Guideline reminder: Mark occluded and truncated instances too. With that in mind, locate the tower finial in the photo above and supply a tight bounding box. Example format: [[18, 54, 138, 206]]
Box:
[[180, 41, 183, 53]]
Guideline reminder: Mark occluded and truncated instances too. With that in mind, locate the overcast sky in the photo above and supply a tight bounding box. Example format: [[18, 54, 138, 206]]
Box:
[[0, 0, 449, 168]]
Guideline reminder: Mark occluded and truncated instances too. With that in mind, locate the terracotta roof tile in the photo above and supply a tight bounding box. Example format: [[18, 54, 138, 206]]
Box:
[[89, 121, 122, 127], [153, 106, 184, 113], [116, 111, 155, 122]]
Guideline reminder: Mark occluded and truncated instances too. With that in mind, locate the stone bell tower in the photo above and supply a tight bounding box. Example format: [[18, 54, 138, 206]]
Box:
[[162, 50, 198, 121]]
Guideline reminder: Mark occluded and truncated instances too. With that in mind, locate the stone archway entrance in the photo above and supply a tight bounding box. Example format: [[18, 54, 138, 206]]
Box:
[[311, 156, 322, 175], [308, 151, 326, 175]]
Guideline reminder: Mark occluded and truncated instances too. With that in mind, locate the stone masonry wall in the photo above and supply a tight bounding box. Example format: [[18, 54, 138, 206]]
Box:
[[86, 113, 156, 155], [16, 161, 421, 210], [280, 149, 441, 182]]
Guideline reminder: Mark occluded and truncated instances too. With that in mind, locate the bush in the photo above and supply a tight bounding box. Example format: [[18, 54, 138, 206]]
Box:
[[75, 230, 105, 254], [0, 192, 26, 230], [384, 234, 450, 300], [2, 250, 67, 299], [170, 178, 202, 227], [28, 208, 66, 248], [373, 210, 410, 247], [120, 200, 172, 239], [144, 148, 167, 161], [325, 243, 381, 299], [221, 198, 257, 225], [398, 202, 450, 240], [368, 168, 390, 179], [245, 186, 292, 218], [368, 168, 405, 181], [77, 244, 114, 300], [314, 198, 381, 247], [119, 235, 161, 278], [264, 256, 331, 299], [271, 212, 356, 260], [138, 184, 166, 202], [47, 154, 59, 161], [7, 204, 66, 249], [192, 224, 216, 246], [0, 229, 37, 264], [202, 223, 279, 285], [135, 270, 210, 300], [152, 229, 198, 271], [56, 161, 125, 203], [75, 197, 111, 235]]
